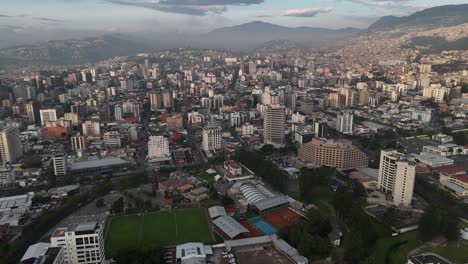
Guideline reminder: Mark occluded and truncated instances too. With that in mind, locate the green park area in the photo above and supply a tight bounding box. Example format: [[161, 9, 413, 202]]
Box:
[[105, 208, 215, 257]]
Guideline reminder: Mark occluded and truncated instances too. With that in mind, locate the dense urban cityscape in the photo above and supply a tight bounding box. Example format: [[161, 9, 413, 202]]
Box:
[[0, 1, 468, 264]]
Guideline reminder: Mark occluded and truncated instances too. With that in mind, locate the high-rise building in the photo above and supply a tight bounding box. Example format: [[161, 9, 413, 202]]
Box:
[[82, 121, 100, 137], [163, 90, 174, 109], [147, 136, 170, 159], [40, 109, 57, 126], [336, 112, 353, 134], [328, 93, 346, 108], [423, 85, 448, 103], [314, 121, 328, 138], [114, 104, 122, 121], [419, 64, 432, 74], [0, 165, 15, 187], [71, 134, 86, 151], [202, 125, 222, 153], [64, 112, 79, 125], [378, 150, 416, 206], [149, 89, 161, 110], [301, 99, 314, 114], [53, 154, 67, 178], [0, 127, 22, 164], [50, 221, 105, 264], [298, 138, 368, 170], [249, 62, 256, 75], [25, 102, 41, 124], [263, 104, 286, 147]]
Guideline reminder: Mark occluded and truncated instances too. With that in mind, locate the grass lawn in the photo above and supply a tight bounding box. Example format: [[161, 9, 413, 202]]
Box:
[[198, 170, 217, 180], [370, 221, 421, 264], [311, 185, 336, 215], [424, 242, 468, 264], [106, 208, 214, 257]]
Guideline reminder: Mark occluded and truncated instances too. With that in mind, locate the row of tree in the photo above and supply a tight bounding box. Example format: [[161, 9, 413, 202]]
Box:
[[298, 167, 335, 203], [234, 149, 286, 192], [279, 210, 333, 261], [333, 182, 377, 264]]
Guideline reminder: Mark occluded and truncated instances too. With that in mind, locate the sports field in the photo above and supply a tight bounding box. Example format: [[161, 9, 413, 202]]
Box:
[[105, 208, 215, 257]]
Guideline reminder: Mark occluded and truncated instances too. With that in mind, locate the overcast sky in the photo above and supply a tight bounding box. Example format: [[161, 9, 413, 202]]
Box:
[[0, 0, 467, 35]]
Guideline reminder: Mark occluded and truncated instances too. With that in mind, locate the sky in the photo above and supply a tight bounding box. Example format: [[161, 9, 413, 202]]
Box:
[[0, 0, 467, 36]]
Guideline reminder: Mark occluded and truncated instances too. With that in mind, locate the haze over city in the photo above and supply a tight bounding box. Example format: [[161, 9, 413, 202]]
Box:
[[0, 1, 467, 264]]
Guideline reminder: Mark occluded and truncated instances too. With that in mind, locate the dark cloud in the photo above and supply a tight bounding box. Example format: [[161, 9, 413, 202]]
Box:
[[33, 17, 65, 23], [0, 14, 13, 18], [105, 0, 262, 16], [159, 0, 264, 5]]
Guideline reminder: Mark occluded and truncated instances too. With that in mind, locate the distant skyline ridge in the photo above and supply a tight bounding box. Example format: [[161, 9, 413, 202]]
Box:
[[0, 1, 467, 43]]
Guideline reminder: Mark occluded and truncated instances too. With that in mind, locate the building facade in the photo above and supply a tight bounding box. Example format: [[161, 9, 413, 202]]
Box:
[[298, 138, 368, 170], [263, 104, 285, 148], [378, 150, 416, 207]]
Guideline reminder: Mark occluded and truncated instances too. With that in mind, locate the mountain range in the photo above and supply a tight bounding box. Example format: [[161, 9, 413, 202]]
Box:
[[0, 4, 467, 68]]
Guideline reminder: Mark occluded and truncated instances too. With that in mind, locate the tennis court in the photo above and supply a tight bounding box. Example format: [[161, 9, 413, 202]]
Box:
[[248, 216, 278, 235], [252, 220, 278, 235]]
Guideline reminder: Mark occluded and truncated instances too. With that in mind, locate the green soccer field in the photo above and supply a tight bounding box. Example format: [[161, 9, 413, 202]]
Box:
[[105, 208, 215, 257]]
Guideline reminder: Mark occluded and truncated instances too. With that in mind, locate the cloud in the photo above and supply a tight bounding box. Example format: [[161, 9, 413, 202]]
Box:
[[0, 14, 13, 18], [282, 7, 334, 17], [254, 12, 272, 18], [33, 17, 65, 23], [105, 0, 263, 16]]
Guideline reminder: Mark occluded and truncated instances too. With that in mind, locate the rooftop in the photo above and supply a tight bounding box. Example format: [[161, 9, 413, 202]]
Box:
[[212, 216, 249, 239], [70, 158, 128, 171]]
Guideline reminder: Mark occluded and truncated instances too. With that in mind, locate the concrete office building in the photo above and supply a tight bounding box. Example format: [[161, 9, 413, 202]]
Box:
[[378, 150, 416, 207], [202, 125, 222, 153], [298, 138, 368, 170], [0, 127, 23, 165], [147, 135, 170, 159], [263, 104, 286, 148], [53, 154, 68, 178], [50, 221, 105, 264]]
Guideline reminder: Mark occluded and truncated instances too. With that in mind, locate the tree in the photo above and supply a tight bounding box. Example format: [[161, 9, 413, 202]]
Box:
[[112, 197, 124, 214], [95, 198, 105, 208], [221, 196, 234, 206], [418, 205, 443, 241], [443, 218, 460, 241]]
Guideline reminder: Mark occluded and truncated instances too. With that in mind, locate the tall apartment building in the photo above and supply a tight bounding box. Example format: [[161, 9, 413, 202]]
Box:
[[53, 154, 67, 178], [336, 112, 353, 134], [314, 121, 328, 138], [113, 104, 122, 121], [249, 61, 256, 75], [263, 104, 285, 148], [82, 121, 100, 137], [71, 134, 86, 151], [64, 112, 79, 125], [163, 90, 174, 109], [202, 125, 222, 153], [422, 85, 448, 103], [25, 102, 40, 124], [149, 89, 161, 110], [50, 221, 105, 264], [0, 165, 15, 187], [40, 109, 57, 126], [0, 127, 23, 164], [147, 135, 170, 159], [378, 150, 416, 206], [298, 138, 368, 170]]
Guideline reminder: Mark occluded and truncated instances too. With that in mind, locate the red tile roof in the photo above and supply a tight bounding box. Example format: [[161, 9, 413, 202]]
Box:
[[454, 175, 468, 183], [434, 166, 465, 174]]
